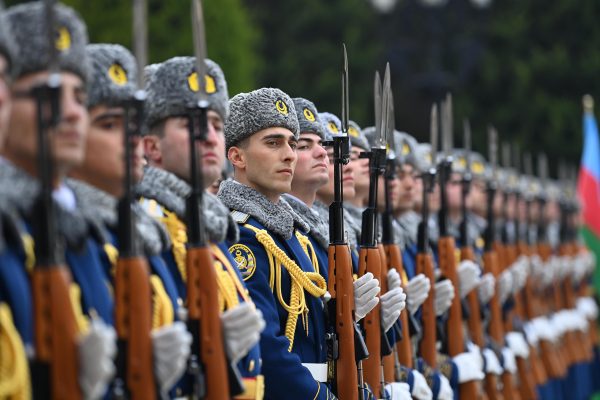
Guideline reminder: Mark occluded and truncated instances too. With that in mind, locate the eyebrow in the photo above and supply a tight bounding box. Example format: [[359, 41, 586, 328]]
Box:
[[262, 133, 298, 143], [93, 110, 124, 123]]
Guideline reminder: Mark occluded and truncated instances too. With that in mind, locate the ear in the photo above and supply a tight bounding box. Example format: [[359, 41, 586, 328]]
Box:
[[143, 135, 162, 166], [228, 146, 246, 170]]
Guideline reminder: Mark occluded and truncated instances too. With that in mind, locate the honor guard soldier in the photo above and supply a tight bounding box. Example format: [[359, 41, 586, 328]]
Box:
[[137, 56, 265, 399], [0, 3, 119, 398], [314, 111, 361, 266], [67, 43, 192, 395], [0, 7, 31, 398], [218, 88, 338, 399]]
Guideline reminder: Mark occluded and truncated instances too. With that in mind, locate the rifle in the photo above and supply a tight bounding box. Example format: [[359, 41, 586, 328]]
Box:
[[499, 144, 537, 400], [436, 95, 479, 399], [324, 44, 362, 400], [413, 105, 438, 368], [358, 64, 392, 398], [112, 1, 156, 398], [484, 128, 520, 400], [185, 1, 243, 398], [30, 1, 81, 398], [379, 83, 414, 378], [522, 153, 564, 382]]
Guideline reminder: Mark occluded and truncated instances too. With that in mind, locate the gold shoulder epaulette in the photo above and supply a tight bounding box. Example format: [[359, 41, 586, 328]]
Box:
[[231, 210, 250, 224]]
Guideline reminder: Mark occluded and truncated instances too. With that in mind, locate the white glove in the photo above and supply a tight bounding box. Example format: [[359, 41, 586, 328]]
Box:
[[497, 269, 513, 304], [509, 255, 529, 293], [79, 318, 117, 400], [438, 374, 454, 400], [411, 370, 433, 400], [524, 321, 539, 347], [434, 280, 455, 317], [222, 303, 265, 363], [353, 272, 380, 321], [501, 347, 517, 374], [482, 348, 503, 375], [152, 321, 192, 393], [406, 274, 431, 315], [453, 352, 485, 383], [478, 273, 495, 305], [381, 271, 407, 332], [458, 260, 481, 299], [577, 297, 599, 320], [384, 382, 412, 400], [505, 331, 530, 358], [531, 316, 556, 343]]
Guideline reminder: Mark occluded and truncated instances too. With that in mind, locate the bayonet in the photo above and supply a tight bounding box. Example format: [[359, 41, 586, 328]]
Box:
[[502, 142, 511, 170], [377, 63, 390, 149], [463, 119, 472, 178], [132, 0, 147, 89], [341, 44, 349, 134], [430, 104, 438, 169], [487, 125, 498, 179], [374, 71, 382, 146], [191, 0, 209, 105]]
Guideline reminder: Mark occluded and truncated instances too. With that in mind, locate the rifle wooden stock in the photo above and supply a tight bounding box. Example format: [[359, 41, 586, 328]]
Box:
[[327, 244, 359, 400], [461, 247, 501, 400], [416, 252, 436, 368], [384, 243, 413, 370], [32, 267, 81, 400], [516, 241, 548, 388], [187, 246, 230, 400], [384, 244, 414, 368], [378, 245, 396, 384], [499, 244, 537, 400], [358, 246, 383, 398], [483, 250, 520, 400], [115, 257, 156, 399], [438, 236, 479, 399]]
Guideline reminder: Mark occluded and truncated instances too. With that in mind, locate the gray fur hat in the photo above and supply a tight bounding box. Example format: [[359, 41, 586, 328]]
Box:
[[143, 62, 161, 85], [0, 10, 17, 79], [86, 44, 137, 108], [6, 2, 89, 82], [395, 131, 420, 169], [145, 56, 229, 129], [225, 87, 299, 151], [320, 112, 342, 139], [293, 97, 324, 140], [348, 120, 370, 151]]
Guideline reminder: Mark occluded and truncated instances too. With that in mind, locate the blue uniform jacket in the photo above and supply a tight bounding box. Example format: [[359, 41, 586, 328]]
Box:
[[230, 216, 333, 400]]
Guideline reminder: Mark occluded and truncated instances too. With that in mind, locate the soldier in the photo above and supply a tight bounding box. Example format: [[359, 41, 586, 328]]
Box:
[[346, 120, 371, 211], [218, 88, 343, 399], [67, 43, 192, 395], [0, 2, 116, 398], [0, 6, 31, 398], [314, 111, 361, 264], [282, 98, 410, 399], [137, 56, 265, 398]]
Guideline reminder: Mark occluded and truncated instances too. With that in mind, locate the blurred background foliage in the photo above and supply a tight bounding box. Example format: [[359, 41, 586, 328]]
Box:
[[6, 0, 599, 174]]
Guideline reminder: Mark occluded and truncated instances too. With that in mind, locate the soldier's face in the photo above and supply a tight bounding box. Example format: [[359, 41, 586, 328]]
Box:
[[413, 176, 423, 211], [377, 174, 399, 212], [0, 56, 12, 151], [469, 179, 487, 216], [429, 182, 441, 213], [229, 127, 297, 201], [394, 164, 416, 213], [4, 71, 89, 176], [75, 105, 144, 196], [350, 146, 369, 195], [445, 172, 463, 211], [157, 110, 225, 187], [317, 146, 355, 202], [291, 132, 328, 191]]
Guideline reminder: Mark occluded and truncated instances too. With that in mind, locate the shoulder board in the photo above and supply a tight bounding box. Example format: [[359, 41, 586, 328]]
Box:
[[230, 210, 250, 224], [139, 198, 165, 219]]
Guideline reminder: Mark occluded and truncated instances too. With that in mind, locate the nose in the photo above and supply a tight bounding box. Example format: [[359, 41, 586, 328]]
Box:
[[283, 141, 297, 163], [315, 143, 327, 160], [61, 88, 85, 125], [203, 121, 218, 146]]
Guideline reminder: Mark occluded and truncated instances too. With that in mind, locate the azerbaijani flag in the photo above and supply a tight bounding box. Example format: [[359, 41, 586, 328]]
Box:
[[577, 95, 600, 293]]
